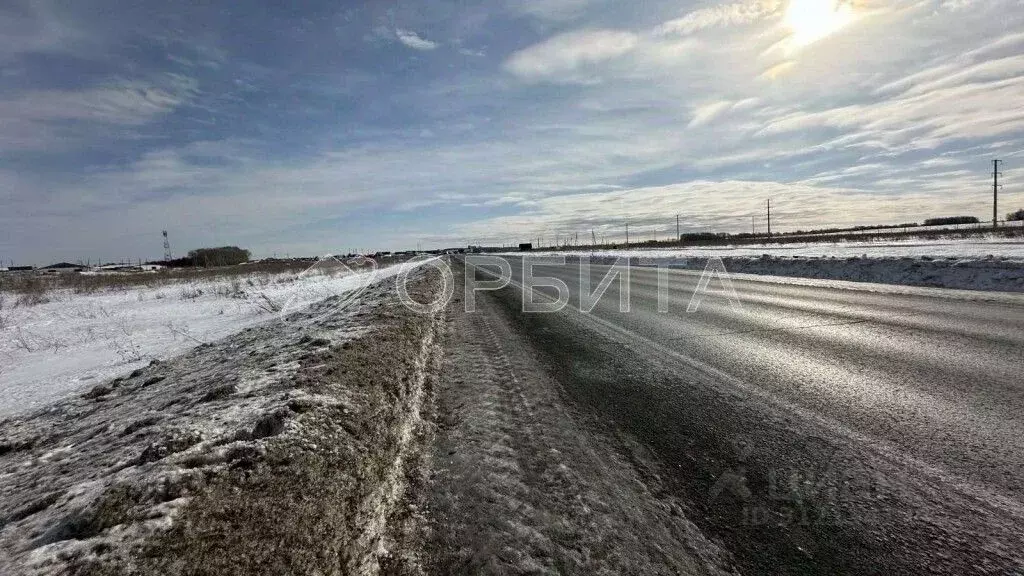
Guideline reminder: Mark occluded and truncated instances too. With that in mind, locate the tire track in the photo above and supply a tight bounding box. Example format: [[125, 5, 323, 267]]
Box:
[[425, 269, 737, 575]]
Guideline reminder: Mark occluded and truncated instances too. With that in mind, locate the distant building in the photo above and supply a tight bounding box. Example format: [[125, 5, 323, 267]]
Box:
[[519, 243, 533, 252], [41, 262, 85, 274]]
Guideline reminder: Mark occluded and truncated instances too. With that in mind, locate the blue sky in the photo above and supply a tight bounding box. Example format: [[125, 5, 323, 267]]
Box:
[[2, 0, 1023, 264]]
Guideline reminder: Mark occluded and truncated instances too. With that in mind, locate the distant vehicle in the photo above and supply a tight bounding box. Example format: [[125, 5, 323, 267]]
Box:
[[519, 243, 533, 251]]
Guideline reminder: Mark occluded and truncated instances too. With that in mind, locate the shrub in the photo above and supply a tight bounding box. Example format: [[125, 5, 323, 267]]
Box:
[[188, 247, 251, 267], [1007, 209, 1024, 222]]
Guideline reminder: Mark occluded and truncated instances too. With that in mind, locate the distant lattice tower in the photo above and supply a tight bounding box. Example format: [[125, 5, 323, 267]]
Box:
[[162, 230, 173, 261]]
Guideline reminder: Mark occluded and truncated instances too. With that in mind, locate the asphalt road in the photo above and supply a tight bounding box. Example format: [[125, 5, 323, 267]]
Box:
[[462, 255, 1024, 575]]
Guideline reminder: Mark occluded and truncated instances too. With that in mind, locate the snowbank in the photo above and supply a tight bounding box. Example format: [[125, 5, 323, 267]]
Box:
[[509, 239, 1024, 293]]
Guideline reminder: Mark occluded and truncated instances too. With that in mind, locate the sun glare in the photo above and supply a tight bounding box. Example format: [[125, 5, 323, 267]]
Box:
[[785, 0, 855, 48]]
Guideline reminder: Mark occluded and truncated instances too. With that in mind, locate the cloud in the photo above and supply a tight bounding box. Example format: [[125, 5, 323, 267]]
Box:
[[396, 29, 438, 51], [0, 1, 82, 61], [504, 29, 638, 80], [511, 0, 597, 22], [655, 1, 782, 36], [445, 178, 994, 246], [688, 101, 734, 128], [5, 0, 1024, 262], [0, 76, 196, 151]]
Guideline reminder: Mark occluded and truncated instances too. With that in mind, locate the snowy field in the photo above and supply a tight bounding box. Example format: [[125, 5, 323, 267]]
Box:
[[0, 259, 429, 417], [499, 237, 1024, 293], [516, 236, 1024, 260]]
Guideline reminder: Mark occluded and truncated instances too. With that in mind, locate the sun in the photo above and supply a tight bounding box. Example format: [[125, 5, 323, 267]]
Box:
[[785, 0, 855, 48]]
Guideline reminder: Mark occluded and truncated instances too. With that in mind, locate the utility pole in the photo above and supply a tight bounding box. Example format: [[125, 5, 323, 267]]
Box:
[[752, 215, 756, 235], [993, 159, 1002, 228], [676, 214, 680, 241], [625, 222, 630, 249], [767, 199, 772, 236]]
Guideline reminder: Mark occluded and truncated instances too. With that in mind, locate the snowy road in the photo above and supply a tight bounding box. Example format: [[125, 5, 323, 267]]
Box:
[[450, 256, 1024, 575]]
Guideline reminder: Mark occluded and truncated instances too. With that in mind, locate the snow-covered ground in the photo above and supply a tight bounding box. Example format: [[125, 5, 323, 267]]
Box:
[[0, 271, 443, 576], [519, 236, 1024, 260], [0, 259, 429, 417], [503, 237, 1024, 293]]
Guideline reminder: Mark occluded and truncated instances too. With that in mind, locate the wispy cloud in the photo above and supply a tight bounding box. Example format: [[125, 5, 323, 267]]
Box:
[[510, 0, 598, 22], [396, 29, 438, 51], [504, 29, 638, 81], [0, 75, 196, 151], [655, 0, 782, 36]]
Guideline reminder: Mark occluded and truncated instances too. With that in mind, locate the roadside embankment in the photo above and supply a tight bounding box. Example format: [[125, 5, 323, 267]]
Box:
[[0, 270, 443, 576]]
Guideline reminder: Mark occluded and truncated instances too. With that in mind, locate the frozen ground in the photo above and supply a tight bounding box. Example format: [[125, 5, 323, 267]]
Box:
[[507, 237, 1024, 292], [518, 236, 1024, 260], [0, 273, 443, 575], [0, 259, 429, 417]]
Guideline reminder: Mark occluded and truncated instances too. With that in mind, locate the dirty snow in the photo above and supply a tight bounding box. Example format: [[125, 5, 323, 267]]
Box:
[[0, 259, 430, 417]]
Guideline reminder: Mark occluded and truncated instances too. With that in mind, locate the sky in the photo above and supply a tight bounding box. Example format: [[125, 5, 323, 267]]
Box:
[[2, 0, 1024, 264]]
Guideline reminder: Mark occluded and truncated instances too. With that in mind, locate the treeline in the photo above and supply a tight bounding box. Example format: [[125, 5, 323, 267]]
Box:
[[158, 246, 251, 268], [923, 216, 979, 226]]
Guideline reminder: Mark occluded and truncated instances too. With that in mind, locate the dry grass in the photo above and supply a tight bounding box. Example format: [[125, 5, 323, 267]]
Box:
[[72, 274, 441, 576], [0, 257, 400, 306]]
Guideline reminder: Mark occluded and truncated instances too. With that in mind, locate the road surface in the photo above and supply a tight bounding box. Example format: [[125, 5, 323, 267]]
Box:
[[428, 255, 1024, 575]]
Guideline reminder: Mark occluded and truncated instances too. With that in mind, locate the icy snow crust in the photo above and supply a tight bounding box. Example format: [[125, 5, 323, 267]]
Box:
[[0, 260, 427, 417]]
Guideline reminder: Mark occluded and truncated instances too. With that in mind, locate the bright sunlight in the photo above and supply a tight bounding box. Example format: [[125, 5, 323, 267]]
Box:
[[785, 0, 855, 47]]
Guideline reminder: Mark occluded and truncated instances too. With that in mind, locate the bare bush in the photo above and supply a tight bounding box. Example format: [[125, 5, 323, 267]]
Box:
[[111, 321, 145, 363], [253, 292, 282, 314], [12, 328, 36, 352]]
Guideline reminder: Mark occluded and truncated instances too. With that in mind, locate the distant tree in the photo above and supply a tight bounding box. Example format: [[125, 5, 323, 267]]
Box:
[[1007, 209, 1024, 222], [187, 247, 251, 267], [923, 216, 980, 226]]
